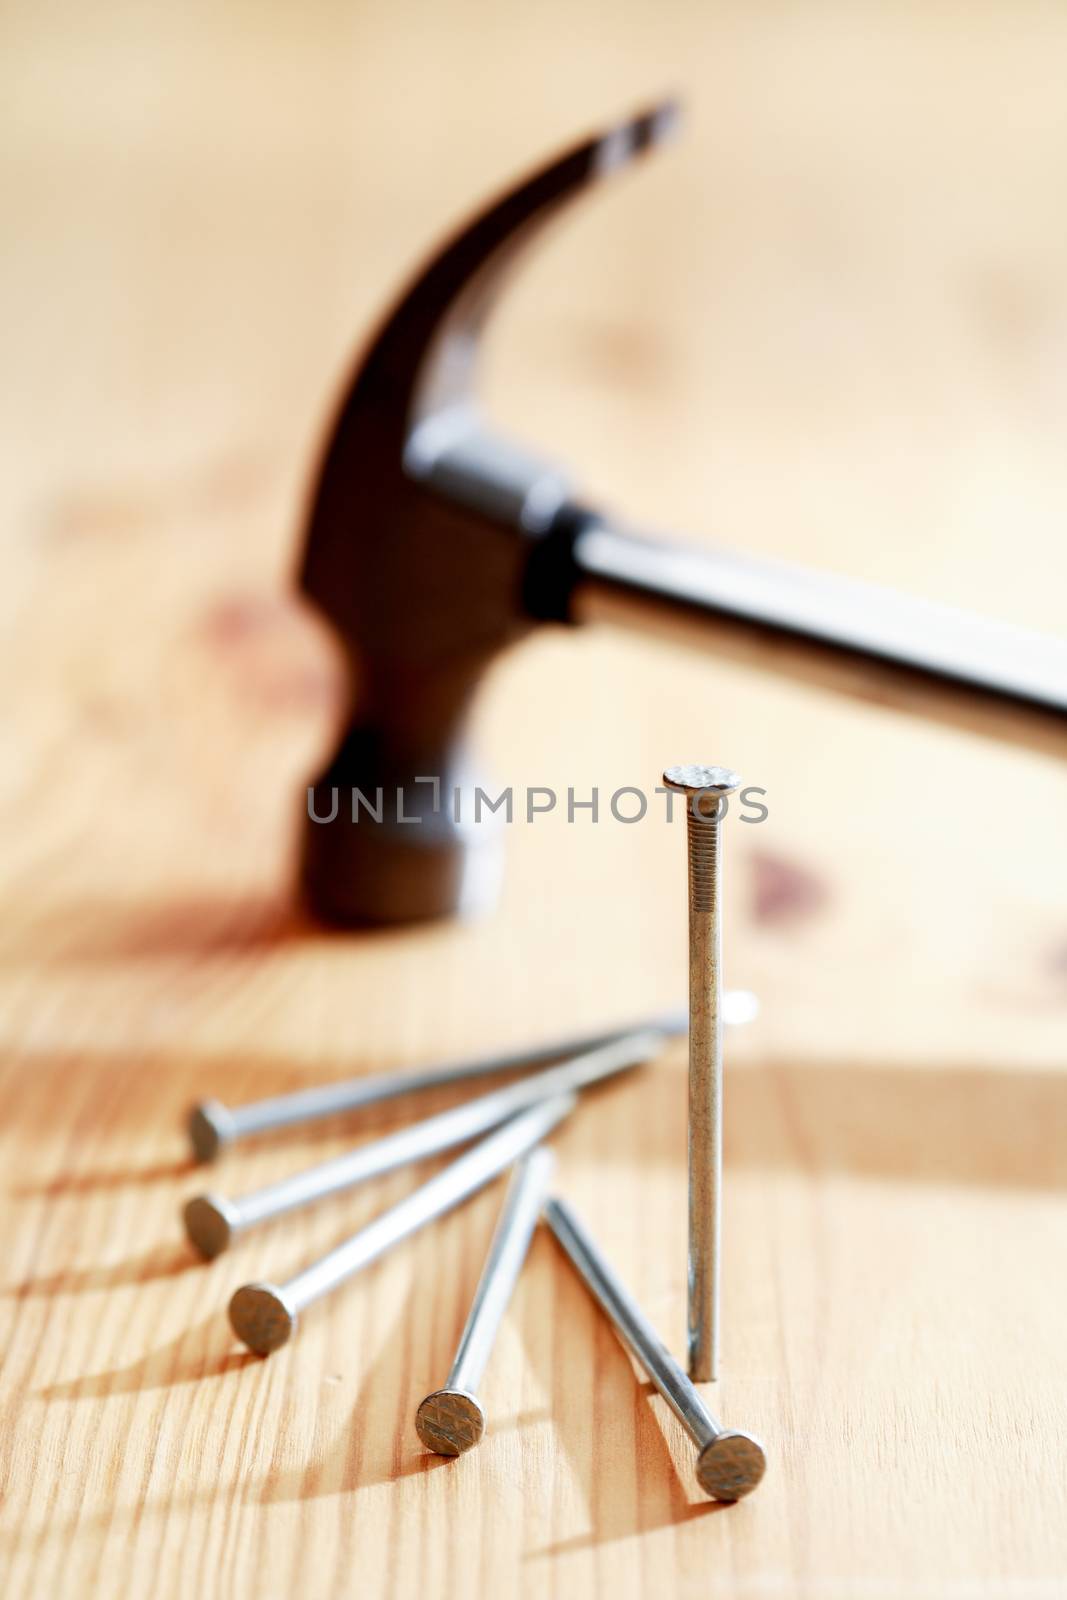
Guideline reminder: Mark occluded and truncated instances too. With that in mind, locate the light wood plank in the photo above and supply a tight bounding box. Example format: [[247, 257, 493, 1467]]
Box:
[[2, 3, 1066, 1595]]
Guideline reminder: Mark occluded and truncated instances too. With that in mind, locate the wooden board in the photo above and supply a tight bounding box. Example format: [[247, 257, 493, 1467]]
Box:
[[2, 4, 1066, 1595]]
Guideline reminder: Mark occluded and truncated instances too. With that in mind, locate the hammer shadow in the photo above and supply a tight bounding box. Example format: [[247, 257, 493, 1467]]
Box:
[[14, 892, 411, 964], [731, 1057, 1067, 1191], [614, 1054, 1067, 1191], [201, 1056, 1067, 1194]]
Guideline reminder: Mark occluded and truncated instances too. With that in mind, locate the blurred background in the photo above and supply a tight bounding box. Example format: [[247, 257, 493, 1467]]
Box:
[[2, 0, 1065, 1071], [3, 8, 1067, 1592]]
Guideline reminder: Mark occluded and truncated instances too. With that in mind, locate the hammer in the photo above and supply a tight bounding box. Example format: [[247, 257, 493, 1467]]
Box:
[[298, 100, 1067, 926]]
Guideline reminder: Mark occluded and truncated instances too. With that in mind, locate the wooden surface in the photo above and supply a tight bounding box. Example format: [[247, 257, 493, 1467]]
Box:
[[3, 4, 1067, 1596]]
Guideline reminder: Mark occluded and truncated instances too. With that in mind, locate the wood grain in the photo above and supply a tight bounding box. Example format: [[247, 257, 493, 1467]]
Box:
[[2, 3, 1067, 1596]]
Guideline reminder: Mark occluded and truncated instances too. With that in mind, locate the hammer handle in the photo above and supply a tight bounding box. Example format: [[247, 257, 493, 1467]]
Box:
[[567, 517, 1067, 761]]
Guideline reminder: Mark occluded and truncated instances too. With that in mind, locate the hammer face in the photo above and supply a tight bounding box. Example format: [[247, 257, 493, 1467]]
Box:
[[301, 796, 505, 928], [298, 107, 675, 923], [299, 440, 541, 924], [302, 727, 508, 927]]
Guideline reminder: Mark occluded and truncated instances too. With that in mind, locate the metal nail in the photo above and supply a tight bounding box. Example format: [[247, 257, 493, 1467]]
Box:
[[185, 995, 758, 1163], [185, 1028, 662, 1259], [544, 1195, 765, 1501], [662, 763, 741, 1383], [228, 1095, 575, 1355], [415, 1145, 554, 1456]]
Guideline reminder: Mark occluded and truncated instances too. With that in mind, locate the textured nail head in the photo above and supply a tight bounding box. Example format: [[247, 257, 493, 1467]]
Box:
[[188, 1100, 237, 1163], [662, 764, 742, 797], [695, 1430, 767, 1501], [183, 1193, 241, 1259], [229, 1282, 298, 1355], [415, 1387, 487, 1456]]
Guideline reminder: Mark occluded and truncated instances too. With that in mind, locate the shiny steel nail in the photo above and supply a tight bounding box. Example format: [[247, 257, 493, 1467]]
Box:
[[185, 1028, 661, 1259], [663, 763, 741, 1383], [416, 1145, 554, 1455], [185, 996, 757, 1163], [544, 1195, 765, 1501], [228, 1095, 575, 1355]]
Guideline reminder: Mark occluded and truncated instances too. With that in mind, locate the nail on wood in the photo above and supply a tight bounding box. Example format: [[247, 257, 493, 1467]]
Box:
[[228, 1095, 575, 1355], [415, 1144, 554, 1456], [544, 1194, 765, 1500]]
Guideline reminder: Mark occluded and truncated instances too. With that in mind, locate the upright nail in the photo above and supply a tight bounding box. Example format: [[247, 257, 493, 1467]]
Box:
[[663, 763, 741, 1382]]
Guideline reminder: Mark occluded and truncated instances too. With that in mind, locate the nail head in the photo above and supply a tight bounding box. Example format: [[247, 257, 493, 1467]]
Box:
[[229, 1282, 298, 1355], [695, 1430, 767, 1500], [183, 1193, 241, 1259], [415, 1387, 487, 1456], [662, 764, 742, 796], [188, 1099, 237, 1163]]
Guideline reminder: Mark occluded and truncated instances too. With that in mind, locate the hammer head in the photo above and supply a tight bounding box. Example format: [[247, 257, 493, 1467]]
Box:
[[299, 102, 678, 924]]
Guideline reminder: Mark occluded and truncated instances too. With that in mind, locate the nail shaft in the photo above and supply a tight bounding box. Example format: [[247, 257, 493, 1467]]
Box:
[[185, 1028, 662, 1258], [185, 996, 758, 1163], [688, 800, 722, 1382], [544, 1195, 765, 1500], [228, 1094, 575, 1354], [663, 763, 740, 1382], [448, 1145, 554, 1394], [415, 1145, 554, 1455]]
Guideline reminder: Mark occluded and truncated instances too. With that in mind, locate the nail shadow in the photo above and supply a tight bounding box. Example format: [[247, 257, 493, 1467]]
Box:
[[3, 1243, 202, 1296], [0, 1485, 229, 1561], [257, 1277, 422, 1503], [12, 1158, 196, 1198], [18, 893, 410, 965], [257, 1192, 554, 1502], [34, 1315, 257, 1399], [540, 1380, 729, 1555], [521, 1229, 722, 1557], [350, 1406, 549, 1491]]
